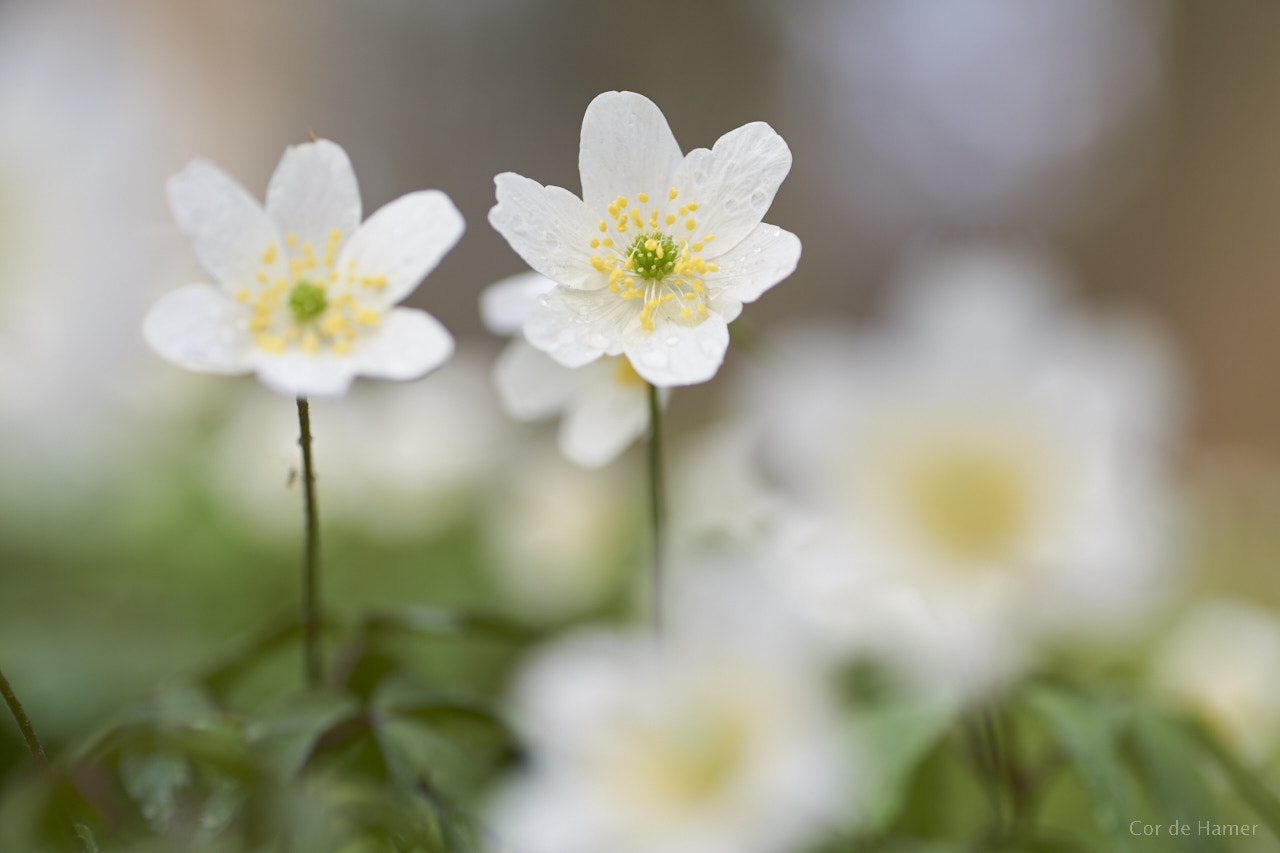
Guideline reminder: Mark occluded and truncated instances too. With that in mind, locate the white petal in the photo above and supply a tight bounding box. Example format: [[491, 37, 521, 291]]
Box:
[[559, 367, 649, 467], [143, 284, 254, 374], [264, 139, 362, 259], [624, 317, 730, 387], [672, 122, 792, 258], [489, 173, 600, 290], [253, 351, 358, 399], [710, 223, 801, 304], [167, 159, 285, 294], [577, 91, 685, 210], [352, 307, 455, 382], [481, 272, 557, 336], [524, 285, 634, 369], [337, 190, 465, 308], [494, 339, 576, 421]]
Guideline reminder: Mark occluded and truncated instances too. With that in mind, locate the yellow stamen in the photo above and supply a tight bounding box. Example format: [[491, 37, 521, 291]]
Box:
[[255, 333, 286, 353]]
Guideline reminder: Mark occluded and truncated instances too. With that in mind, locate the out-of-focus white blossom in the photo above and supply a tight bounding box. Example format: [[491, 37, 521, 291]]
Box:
[[488, 91, 799, 387], [772, 0, 1169, 231], [490, 572, 851, 853], [483, 447, 636, 621], [0, 1, 187, 497], [1153, 600, 1280, 764], [754, 244, 1181, 695], [481, 271, 656, 468]]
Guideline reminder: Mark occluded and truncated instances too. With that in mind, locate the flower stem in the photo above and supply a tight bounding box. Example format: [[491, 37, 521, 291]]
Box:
[[297, 397, 322, 688], [646, 383, 666, 637], [0, 665, 48, 771]]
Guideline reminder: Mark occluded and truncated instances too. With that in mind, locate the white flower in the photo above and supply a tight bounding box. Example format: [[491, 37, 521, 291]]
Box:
[[145, 139, 464, 398], [490, 572, 849, 853], [481, 271, 660, 467], [754, 244, 1181, 694], [1152, 600, 1280, 764], [488, 91, 799, 388], [483, 446, 636, 621]]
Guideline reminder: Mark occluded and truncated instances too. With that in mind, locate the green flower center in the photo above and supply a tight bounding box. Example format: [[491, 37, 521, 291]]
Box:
[[626, 232, 679, 281], [288, 280, 328, 323]]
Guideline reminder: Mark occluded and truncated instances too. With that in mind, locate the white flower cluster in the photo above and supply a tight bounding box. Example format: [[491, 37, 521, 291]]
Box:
[[136, 89, 1226, 853]]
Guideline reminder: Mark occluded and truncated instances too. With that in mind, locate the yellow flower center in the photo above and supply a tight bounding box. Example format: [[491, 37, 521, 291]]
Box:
[[904, 445, 1034, 563], [234, 228, 387, 356], [585, 188, 720, 332], [607, 711, 748, 812]]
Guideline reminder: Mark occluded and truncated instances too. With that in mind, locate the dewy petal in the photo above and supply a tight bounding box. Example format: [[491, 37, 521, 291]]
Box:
[[352, 307, 455, 382], [249, 309, 452, 398], [143, 283, 254, 374], [524, 285, 633, 369], [710, 223, 801, 305], [336, 190, 465, 308], [489, 173, 601, 290], [493, 339, 577, 420], [167, 160, 286, 295], [253, 351, 359, 399], [559, 370, 648, 468], [624, 316, 730, 387], [578, 91, 685, 210], [481, 271, 557, 336], [672, 121, 792, 259], [264, 139, 362, 258]]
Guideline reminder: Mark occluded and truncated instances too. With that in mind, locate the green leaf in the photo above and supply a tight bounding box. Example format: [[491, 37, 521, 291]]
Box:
[[363, 607, 537, 644], [852, 699, 958, 832], [199, 619, 306, 699], [1123, 711, 1219, 853], [1022, 683, 1133, 849], [245, 690, 360, 778], [1183, 720, 1280, 843]]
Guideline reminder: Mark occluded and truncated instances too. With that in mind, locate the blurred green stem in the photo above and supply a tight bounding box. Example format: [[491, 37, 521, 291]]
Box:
[[646, 383, 666, 637], [297, 397, 322, 688], [0, 665, 48, 771]]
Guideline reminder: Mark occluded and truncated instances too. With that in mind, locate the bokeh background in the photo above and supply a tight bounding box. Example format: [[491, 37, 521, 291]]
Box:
[[4, 0, 1280, 799]]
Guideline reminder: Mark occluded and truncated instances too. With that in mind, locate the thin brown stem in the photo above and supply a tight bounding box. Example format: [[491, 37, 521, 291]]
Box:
[[646, 383, 666, 638], [297, 397, 322, 687], [0, 665, 48, 771]]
